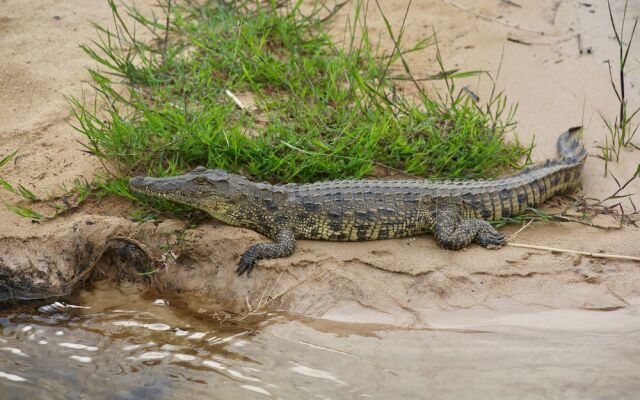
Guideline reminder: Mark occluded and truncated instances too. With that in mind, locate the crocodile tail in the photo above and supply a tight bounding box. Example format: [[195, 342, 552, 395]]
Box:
[[556, 126, 587, 165]]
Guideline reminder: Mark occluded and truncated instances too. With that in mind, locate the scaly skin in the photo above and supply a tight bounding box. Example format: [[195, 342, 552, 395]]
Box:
[[130, 128, 586, 275]]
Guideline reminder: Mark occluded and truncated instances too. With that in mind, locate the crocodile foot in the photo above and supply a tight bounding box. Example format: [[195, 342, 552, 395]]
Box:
[[235, 230, 296, 277], [236, 252, 258, 276], [432, 205, 505, 251], [473, 221, 506, 249]]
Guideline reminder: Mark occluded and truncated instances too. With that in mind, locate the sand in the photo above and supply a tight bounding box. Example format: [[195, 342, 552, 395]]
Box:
[[0, 0, 639, 326]]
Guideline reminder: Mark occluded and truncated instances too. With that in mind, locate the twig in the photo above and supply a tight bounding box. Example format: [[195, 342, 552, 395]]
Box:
[[595, 168, 639, 205], [501, 0, 521, 8], [507, 242, 640, 262], [319, 0, 350, 23], [554, 214, 622, 230], [551, 1, 561, 26], [507, 37, 531, 46], [577, 33, 583, 54]]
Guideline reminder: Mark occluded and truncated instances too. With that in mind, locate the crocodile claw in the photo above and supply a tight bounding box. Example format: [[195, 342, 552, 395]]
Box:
[[475, 229, 506, 249], [236, 255, 256, 276]]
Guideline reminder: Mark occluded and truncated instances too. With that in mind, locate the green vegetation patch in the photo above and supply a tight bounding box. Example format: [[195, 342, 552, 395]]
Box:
[[70, 0, 532, 213]]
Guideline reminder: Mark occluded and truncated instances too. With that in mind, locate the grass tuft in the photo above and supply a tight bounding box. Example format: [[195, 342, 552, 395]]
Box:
[[68, 0, 532, 215], [599, 0, 640, 176]]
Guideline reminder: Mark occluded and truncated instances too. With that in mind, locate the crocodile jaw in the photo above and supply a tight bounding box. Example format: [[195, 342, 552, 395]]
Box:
[[129, 172, 239, 221], [129, 175, 209, 207]]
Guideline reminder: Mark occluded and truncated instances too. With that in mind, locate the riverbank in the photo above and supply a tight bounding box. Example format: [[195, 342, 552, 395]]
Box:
[[0, 0, 638, 325]]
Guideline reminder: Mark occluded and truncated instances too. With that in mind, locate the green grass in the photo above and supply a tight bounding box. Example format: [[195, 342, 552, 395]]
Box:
[[491, 206, 557, 228], [69, 0, 532, 215], [600, 0, 640, 176]]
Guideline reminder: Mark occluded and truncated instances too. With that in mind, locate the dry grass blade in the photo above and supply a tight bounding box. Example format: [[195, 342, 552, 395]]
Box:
[[241, 270, 326, 320], [506, 219, 534, 242], [224, 89, 248, 111], [256, 269, 286, 311]]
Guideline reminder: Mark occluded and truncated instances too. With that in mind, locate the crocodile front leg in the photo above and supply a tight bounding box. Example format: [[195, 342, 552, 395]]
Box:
[[431, 205, 505, 250], [236, 229, 296, 276]]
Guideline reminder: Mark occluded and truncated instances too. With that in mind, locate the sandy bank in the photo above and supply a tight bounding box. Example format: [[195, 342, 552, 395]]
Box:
[[0, 0, 638, 326]]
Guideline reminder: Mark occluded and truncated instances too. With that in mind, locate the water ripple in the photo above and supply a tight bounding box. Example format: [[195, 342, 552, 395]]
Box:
[[240, 384, 271, 396], [1, 347, 29, 357], [0, 371, 27, 382], [58, 343, 98, 351]]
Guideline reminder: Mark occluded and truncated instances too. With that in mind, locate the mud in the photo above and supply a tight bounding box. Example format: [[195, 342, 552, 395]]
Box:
[[0, 0, 639, 326]]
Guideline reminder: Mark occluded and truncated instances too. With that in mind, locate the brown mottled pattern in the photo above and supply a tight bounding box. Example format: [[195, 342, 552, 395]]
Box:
[[130, 128, 586, 275]]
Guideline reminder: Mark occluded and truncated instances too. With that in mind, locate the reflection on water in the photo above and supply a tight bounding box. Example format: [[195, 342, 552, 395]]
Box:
[[1, 282, 640, 399]]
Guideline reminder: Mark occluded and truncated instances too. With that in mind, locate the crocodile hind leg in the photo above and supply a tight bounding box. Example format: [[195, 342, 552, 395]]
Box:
[[431, 206, 505, 250], [236, 230, 296, 276]]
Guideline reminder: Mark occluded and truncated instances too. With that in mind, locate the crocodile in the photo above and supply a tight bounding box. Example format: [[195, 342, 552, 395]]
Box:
[[130, 127, 586, 275]]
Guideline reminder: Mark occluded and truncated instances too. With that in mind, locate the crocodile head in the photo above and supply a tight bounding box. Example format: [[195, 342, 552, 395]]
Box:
[[129, 166, 239, 215]]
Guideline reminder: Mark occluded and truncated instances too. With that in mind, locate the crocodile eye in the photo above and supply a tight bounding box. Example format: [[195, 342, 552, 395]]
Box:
[[193, 177, 208, 185]]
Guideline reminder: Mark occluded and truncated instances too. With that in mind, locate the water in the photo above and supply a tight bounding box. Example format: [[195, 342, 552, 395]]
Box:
[[1, 282, 639, 399]]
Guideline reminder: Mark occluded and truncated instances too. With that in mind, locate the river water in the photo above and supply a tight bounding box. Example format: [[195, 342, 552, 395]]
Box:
[[1, 282, 639, 399]]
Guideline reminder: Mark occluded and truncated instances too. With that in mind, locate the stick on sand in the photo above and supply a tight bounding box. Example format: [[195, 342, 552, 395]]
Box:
[[507, 242, 640, 262]]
